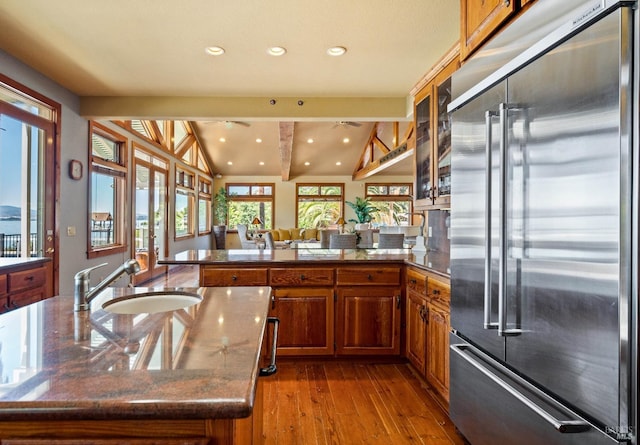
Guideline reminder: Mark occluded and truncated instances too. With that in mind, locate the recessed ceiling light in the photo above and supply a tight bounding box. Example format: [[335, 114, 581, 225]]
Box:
[[256, 138, 262, 143], [336, 161, 342, 166], [304, 161, 310, 166], [327, 46, 347, 56], [259, 161, 265, 165], [267, 46, 287, 56], [219, 137, 226, 142], [205, 46, 225, 56], [227, 161, 233, 165], [343, 137, 350, 143], [307, 138, 314, 144]]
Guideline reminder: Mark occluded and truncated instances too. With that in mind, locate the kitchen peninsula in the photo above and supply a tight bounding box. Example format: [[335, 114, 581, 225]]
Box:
[[0, 285, 271, 444], [160, 249, 451, 377]]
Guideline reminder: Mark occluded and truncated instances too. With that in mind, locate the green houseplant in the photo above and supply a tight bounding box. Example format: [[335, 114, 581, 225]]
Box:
[[345, 197, 375, 224], [212, 187, 228, 249]]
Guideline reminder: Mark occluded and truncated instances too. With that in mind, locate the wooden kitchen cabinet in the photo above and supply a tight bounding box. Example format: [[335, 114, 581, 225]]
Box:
[[0, 261, 52, 314], [269, 287, 334, 356], [200, 267, 268, 286], [413, 52, 459, 210], [335, 287, 401, 356], [426, 300, 450, 403], [460, 0, 538, 61], [460, 0, 516, 60], [404, 267, 451, 404]]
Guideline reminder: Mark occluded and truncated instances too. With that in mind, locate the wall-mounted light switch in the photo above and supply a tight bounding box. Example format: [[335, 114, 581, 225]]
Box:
[[428, 226, 432, 237], [67, 226, 76, 236]]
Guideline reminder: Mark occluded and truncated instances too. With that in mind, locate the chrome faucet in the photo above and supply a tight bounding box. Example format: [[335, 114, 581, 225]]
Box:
[[74, 259, 140, 311]]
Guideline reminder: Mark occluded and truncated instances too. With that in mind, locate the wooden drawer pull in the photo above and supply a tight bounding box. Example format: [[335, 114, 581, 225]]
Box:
[[433, 289, 441, 295], [409, 279, 417, 284]]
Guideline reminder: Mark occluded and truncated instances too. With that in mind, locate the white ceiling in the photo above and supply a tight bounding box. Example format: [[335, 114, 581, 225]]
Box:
[[0, 0, 460, 177]]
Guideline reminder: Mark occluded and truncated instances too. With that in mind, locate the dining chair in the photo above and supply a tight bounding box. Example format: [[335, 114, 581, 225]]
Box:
[[264, 231, 275, 249], [377, 233, 405, 249], [319, 229, 339, 248], [236, 224, 257, 249], [329, 233, 357, 249]]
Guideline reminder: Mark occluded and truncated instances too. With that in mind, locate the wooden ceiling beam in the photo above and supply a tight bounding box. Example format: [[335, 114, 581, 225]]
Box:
[[278, 122, 294, 181]]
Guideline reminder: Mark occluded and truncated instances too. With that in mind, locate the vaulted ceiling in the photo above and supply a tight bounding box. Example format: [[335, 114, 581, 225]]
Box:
[[0, 0, 460, 177]]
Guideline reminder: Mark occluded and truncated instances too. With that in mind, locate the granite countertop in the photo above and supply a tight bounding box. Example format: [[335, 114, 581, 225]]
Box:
[[161, 249, 451, 278], [0, 257, 51, 273], [0, 286, 271, 421]]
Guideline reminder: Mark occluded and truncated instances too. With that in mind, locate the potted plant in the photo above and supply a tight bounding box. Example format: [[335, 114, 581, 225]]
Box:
[[346, 196, 375, 227], [212, 187, 228, 249]]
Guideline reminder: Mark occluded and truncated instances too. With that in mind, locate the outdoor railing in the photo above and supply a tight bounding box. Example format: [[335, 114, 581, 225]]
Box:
[[0, 233, 39, 257]]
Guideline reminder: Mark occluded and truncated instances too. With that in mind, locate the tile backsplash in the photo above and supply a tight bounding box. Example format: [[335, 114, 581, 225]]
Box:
[[426, 209, 450, 256]]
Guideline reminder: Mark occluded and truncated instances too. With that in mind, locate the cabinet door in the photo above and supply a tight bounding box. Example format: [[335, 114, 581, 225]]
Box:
[[460, 0, 516, 60], [270, 287, 334, 356], [433, 58, 458, 207], [414, 85, 433, 208], [406, 290, 427, 373], [336, 287, 401, 356], [426, 301, 450, 402]]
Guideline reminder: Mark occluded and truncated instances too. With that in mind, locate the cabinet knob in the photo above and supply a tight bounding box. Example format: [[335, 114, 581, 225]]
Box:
[[367, 274, 373, 281], [504, 0, 510, 6], [410, 279, 417, 285], [271, 294, 276, 309], [300, 274, 306, 280], [433, 289, 440, 295], [231, 275, 237, 281]]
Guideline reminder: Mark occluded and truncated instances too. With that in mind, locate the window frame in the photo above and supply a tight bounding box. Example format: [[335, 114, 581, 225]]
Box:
[[87, 121, 128, 258], [365, 182, 413, 226], [175, 166, 196, 240], [198, 176, 212, 235], [225, 183, 275, 231], [295, 183, 345, 229]]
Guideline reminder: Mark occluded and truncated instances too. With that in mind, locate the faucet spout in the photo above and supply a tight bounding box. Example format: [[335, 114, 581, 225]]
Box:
[[74, 259, 141, 311]]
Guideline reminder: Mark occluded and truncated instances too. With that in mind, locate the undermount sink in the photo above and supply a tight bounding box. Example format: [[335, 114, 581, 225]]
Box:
[[102, 290, 202, 314]]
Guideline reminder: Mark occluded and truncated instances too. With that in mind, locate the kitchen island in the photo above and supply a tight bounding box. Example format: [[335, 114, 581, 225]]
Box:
[[0, 285, 272, 444]]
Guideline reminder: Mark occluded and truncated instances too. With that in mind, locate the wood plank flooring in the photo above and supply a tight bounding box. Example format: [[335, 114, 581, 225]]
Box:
[[147, 267, 467, 445]]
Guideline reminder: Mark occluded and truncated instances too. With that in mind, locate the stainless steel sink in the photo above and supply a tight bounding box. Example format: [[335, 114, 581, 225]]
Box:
[[102, 290, 202, 314]]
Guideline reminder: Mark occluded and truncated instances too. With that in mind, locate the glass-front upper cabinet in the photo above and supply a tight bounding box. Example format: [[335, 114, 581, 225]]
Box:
[[415, 89, 432, 204], [413, 54, 458, 209]]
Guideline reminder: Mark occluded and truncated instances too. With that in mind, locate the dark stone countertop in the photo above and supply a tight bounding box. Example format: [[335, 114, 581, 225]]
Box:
[[0, 286, 270, 421], [160, 249, 451, 279]]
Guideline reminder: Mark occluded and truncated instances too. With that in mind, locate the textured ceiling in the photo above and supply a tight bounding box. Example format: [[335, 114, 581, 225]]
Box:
[[0, 0, 460, 176]]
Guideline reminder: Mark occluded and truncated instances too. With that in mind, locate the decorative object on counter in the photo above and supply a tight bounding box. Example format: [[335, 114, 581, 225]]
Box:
[[335, 216, 346, 233], [346, 196, 375, 225], [329, 233, 357, 249], [356, 228, 373, 248], [213, 187, 228, 249], [378, 233, 405, 249]]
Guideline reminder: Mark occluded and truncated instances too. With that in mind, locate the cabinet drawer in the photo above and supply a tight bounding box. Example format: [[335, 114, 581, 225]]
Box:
[[428, 279, 450, 305], [270, 268, 334, 287], [406, 269, 427, 295], [201, 267, 268, 286], [336, 267, 400, 286], [8, 267, 46, 293], [0, 274, 6, 297]]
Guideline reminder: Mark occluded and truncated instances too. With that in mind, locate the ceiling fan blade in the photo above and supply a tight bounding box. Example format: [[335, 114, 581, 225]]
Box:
[[335, 121, 362, 128], [228, 121, 251, 127]]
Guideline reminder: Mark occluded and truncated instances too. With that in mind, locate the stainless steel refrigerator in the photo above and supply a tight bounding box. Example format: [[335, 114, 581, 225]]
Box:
[[448, 1, 637, 444]]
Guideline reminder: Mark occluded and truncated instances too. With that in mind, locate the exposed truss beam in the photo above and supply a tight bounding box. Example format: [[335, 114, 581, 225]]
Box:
[[352, 121, 415, 180], [278, 122, 294, 181]]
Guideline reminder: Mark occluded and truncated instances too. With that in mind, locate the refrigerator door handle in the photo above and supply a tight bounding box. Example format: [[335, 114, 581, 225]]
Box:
[[498, 103, 521, 337], [451, 344, 591, 434], [484, 110, 498, 330]]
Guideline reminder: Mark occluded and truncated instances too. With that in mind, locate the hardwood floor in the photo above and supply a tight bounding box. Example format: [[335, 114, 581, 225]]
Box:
[[149, 267, 466, 445]]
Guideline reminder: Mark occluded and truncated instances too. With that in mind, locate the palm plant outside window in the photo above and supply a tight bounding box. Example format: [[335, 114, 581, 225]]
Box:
[[296, 184, 344, 228]]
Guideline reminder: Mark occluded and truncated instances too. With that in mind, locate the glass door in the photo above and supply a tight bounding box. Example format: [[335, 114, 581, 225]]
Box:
[[133, 149, 167, 284], [0, 105, 55, 274]]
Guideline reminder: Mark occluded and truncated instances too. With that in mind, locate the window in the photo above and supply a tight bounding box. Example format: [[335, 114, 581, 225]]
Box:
[[365, 183, 413, 226], [296, 183, 344, 228], [175, 167, 195, 238], [89, 122, 127, 257], [198, 177, 212, 235], [226, 183, 274, 230]]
